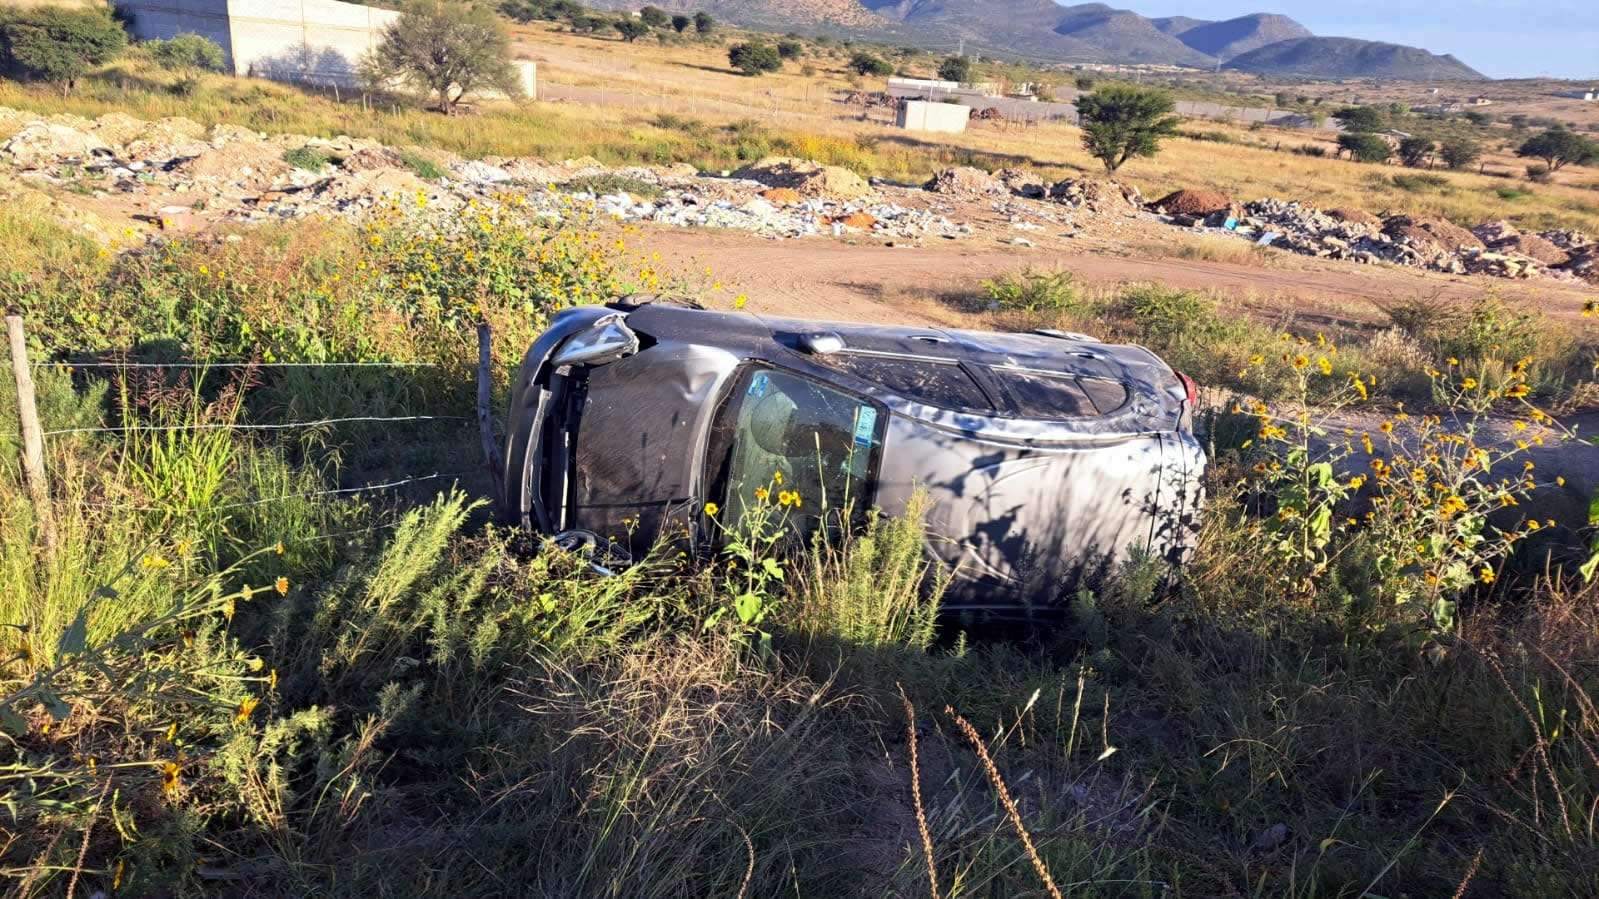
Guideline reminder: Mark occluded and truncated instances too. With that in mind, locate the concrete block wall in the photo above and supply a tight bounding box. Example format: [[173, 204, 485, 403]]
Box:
[[896, 100, 970, 134]]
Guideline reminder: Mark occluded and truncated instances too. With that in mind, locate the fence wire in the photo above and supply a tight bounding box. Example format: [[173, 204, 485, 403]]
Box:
[[43, 414, 470, 437], [77, 471, 474, 514], [38, 361, 437, 369]]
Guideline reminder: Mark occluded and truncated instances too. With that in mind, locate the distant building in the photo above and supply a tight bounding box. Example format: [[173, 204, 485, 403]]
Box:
[[1469, 96, 1494, 106], [115, 0, 535, 97], [1556, 88, 1598, 102], [897, 100, 970, 134]]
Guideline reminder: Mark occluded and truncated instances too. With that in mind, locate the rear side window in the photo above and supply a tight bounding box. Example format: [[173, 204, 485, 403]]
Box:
[[810, 352, 994, 413], [995, 368, 1129, 419]]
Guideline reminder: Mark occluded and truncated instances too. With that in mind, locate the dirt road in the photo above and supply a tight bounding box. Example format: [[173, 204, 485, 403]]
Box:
[[632, 224, 1599, 329]]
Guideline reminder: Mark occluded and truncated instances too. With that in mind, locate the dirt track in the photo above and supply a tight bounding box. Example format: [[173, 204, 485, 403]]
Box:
[[634, 224, 1599, 329]]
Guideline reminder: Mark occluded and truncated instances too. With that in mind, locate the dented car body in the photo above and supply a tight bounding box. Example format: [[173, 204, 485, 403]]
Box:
[[501, 301, 1205, 612]]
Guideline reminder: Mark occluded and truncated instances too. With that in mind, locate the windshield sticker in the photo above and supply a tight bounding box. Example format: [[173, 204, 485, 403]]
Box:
[[853, 405, 878, 446], [748, 372, 769, 398]]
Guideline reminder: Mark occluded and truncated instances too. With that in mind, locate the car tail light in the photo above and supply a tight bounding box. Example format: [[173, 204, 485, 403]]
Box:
[[1177, 371, 1197, 407]]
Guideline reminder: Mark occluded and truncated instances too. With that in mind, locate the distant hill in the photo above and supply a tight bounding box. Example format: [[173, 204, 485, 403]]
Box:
[[577, 1, 1485, 80], [1224, 36, 1486, 81], [1165, 14, 1312, 60]]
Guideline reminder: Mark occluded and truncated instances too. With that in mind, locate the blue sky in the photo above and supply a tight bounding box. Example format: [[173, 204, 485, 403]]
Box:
[[1124, 1, 1599, 79]]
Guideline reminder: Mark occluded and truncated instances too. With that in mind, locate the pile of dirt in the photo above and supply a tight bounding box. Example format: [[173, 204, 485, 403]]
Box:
[[338, 146, 405, 173], [833, 212, 878, 229], [923, 166, 1003, 197], [993, 168, 1046, 199], [1491, 233, 1569, 265], [1327, 207, 1382, 228], [1152, 188, 1233, 217], [734, 156, 874, 200], [1383, 216, 1484, 253], [759, 187, 803, 205]]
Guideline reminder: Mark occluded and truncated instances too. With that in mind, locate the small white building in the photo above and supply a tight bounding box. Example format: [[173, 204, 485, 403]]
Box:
[[1556, 89, 1598, 102], [896, 100, 970, 134]]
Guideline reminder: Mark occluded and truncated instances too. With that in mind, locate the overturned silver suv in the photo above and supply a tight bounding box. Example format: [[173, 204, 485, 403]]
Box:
[[500, 301, 1206, 612]]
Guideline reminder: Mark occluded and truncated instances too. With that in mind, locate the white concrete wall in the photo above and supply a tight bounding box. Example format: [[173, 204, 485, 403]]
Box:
[[225, 0, 399, 86], [896, 100, 970, 134], [118, 0, 235, 66], [115, 0, 534, 98]]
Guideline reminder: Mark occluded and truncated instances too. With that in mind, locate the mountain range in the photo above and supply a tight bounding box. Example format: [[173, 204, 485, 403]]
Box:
[[586, 1, 1486, 80]]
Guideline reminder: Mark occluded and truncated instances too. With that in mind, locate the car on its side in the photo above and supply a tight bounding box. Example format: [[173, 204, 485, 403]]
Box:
[[500, 300, 1205, 613]]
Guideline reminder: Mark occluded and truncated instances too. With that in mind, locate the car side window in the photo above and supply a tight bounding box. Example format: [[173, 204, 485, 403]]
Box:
[[808, 352, 995, 413], [993, 367, 1130, 418], [711, 367, 883, 533]]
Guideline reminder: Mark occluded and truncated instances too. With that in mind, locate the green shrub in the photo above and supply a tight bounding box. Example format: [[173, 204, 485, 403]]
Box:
[[559, 173, 663, 199], [0, 6, 127, 93], [143, 33, 224, 72], [282, 145, 331, 170], [981, 268, 1082, 314], [728, 42, 781, 76], [399, 149, 444, 179], [1338, 132, 1392, 163]]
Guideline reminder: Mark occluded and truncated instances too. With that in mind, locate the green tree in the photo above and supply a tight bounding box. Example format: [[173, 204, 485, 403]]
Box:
[[360, 0, 518, 115], [1438, 136, 1481, 170], [1337, 132, 1391, 163], [1397, 135, 1434, 168], [847, 51, 891, 76], [1462, 110, 1491, 126], [0, 6, 126, 95], [1333, 105, 1385, 133], [693, 11, 715, 34], [613, 18, 648, 42], [670, 14, 691, 33], [937, 54, 971, 83], [638, 6, 669, 28], [1517, 128, 1598, 171], [728, 42, 780, 76], [1073, 84, 1180, 173], [144, 33, 224, 73], [1074, 75, 1094, 91], [568, 13, 609, 33], [776, 39, 803, 59]]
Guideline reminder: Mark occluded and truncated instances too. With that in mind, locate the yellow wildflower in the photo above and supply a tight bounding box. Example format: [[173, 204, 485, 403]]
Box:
[[275, 577, 289, 596], [161, 762, 181, 797], [704, 502, 719, 516]]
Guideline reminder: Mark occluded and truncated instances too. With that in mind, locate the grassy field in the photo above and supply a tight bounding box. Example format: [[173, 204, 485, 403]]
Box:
[[3, 190, 1599, 896]]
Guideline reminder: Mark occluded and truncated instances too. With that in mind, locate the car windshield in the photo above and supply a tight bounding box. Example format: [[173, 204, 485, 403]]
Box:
[[717, 368, 882, 531]]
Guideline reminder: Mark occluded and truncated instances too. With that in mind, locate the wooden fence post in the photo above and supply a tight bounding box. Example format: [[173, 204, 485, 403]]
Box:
[[476, 323, 506, 506], [5, 314, 56, 554]]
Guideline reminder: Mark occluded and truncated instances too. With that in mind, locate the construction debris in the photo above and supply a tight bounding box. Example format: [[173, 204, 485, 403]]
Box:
[[732, 156, 875, 200], [924, 166, 1004, 197]]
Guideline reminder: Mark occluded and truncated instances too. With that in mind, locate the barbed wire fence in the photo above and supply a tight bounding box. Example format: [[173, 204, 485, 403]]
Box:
[[5, 315, 507, 553]]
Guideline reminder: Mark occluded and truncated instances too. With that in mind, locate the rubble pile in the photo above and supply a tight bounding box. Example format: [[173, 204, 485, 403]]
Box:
[[0, 107, 978, 242], [924, 166, 1004, 197], [1223, 198, 1595, 282], [732, 156, 875, 200], [839, 91, 899, 109], [1049, 178, 1142, 214], [994, 168, 1046, 199]]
